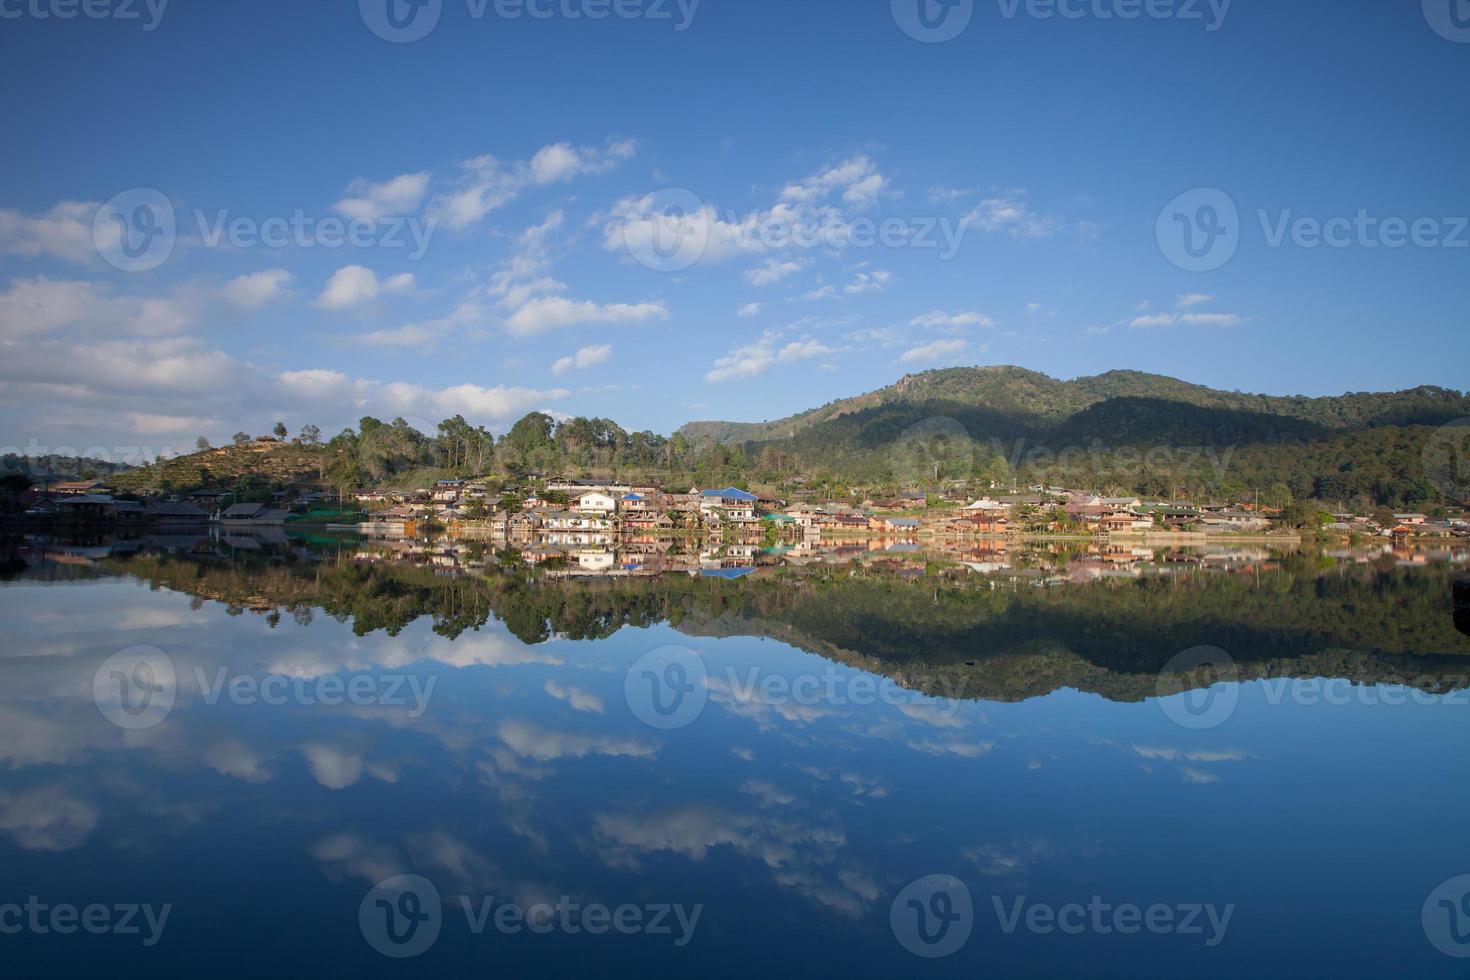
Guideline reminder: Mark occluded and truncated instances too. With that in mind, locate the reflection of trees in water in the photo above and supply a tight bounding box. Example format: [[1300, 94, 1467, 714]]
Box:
[[83, 544, 1470, 701]]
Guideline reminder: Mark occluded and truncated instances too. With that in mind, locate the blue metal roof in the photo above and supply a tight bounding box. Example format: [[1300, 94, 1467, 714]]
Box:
[[701, 567, 756, 579], [702, 487, 758, 502]]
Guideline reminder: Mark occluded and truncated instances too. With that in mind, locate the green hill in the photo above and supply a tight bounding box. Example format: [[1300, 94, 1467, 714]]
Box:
[[677, 367, 1470, 504]]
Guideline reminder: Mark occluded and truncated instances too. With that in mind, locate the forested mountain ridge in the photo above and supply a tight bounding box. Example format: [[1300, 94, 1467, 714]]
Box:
[[675, 367, 1470, 504], [678, 367, 1470, 444]]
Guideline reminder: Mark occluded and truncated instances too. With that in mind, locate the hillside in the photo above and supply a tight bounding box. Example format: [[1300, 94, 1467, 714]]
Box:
[[679, 367, 1470, 444], [673, 367, 1470, 503], [110, 440, 328, 493]]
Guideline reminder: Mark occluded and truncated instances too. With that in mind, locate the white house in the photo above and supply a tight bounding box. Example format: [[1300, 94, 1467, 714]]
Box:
[[572, 490, 617, 515]]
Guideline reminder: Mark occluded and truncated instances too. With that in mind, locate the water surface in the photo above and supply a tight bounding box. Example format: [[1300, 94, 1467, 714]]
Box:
[[1, 532, 1467, 977]]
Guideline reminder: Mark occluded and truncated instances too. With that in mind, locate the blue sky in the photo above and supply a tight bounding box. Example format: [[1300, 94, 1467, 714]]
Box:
[[1, 0, 1467, 458]]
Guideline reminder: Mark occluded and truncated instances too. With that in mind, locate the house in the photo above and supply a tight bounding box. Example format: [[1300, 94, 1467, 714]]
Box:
[[148, 501, 209, 525], [964, 498, 1010, 514], [939, 515, 1009, 535], [52, 479, 110, 496], [869, 516, 921, 535], [572, 490, 617, 516], [218, 503, 288, 526], [621, 512, 674, 531], [432, 481, 465, 504], [1200, 509, 1272, 532], [701, 487, 759, 522], [1394, 513, 1429, 526]]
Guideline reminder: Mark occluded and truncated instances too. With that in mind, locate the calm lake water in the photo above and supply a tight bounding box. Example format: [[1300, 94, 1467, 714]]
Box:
[[2, 531, 1468, 978]]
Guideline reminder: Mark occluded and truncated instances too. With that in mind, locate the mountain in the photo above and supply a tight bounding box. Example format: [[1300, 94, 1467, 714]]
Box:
[[677, 367, 1470, 504], [679, 367, 1470, 443]]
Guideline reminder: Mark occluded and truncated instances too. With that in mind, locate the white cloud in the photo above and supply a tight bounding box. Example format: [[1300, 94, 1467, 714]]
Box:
[[314, 266, 415, 310], [505, 296, 666, 337], [928, 186, 976, 204], [530, 139, 636, 184], [737, 302, 762, 318], [552, 344, 613, 375], [899, 339, 969, 365], [430, 140, 636, 232], [780, 156, 889, 210], [910, 310, 994, 329], [705, 337, 776, 383], [1129, 312, 1244, 328], [1176, 292, 1214, 309], [802, 285, 837, 301], [963, 191, 1062, 239], [745, 258, 808, 287], [334, 172, 430, 221], [0, 200, 103, 263], [705, 332, 837, 382], [0, 277, 117, 340], [356, 301, 484, 352], [845, 270, 892, 294], [222, 269, 293, 311]]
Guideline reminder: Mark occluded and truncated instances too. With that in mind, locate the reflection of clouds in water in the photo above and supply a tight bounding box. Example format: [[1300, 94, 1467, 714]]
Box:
[[0, 704, 116, 768], [896, 701, 968, 729], [739, 779, 798, 808], [1181, 767, 1220, 784], [594, 805, 879, 917], [1131, 744, 1248, 784], [0, 785, 101, 852], [543, 679, 605, 713], [311, 831, 406, 886], [312, 829, 559, 912], [962, 838, 1064, 881], [495, 721, 657, 763], [906, 738, 994, 758], [789, 765, 891, 800], [706, 674, 834, 731], [265, 632, 560, 678], [203, 738, 273, 783], [299, 743, 401, 790]]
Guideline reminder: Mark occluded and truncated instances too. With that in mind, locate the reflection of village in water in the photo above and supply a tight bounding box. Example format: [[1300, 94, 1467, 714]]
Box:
[[22, 523, 1462, 586], [346, 525, 1470, 584]]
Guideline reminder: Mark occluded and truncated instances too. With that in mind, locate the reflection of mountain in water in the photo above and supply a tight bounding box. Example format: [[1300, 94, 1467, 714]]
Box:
[[6, 533, 1469, 702]]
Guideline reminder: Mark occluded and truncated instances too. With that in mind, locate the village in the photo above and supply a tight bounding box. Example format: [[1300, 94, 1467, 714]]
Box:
[[11, 468, 1470, 547]]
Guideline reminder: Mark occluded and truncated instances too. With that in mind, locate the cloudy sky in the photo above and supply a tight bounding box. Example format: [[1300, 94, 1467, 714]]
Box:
[[1, 0, 1467, 458]]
